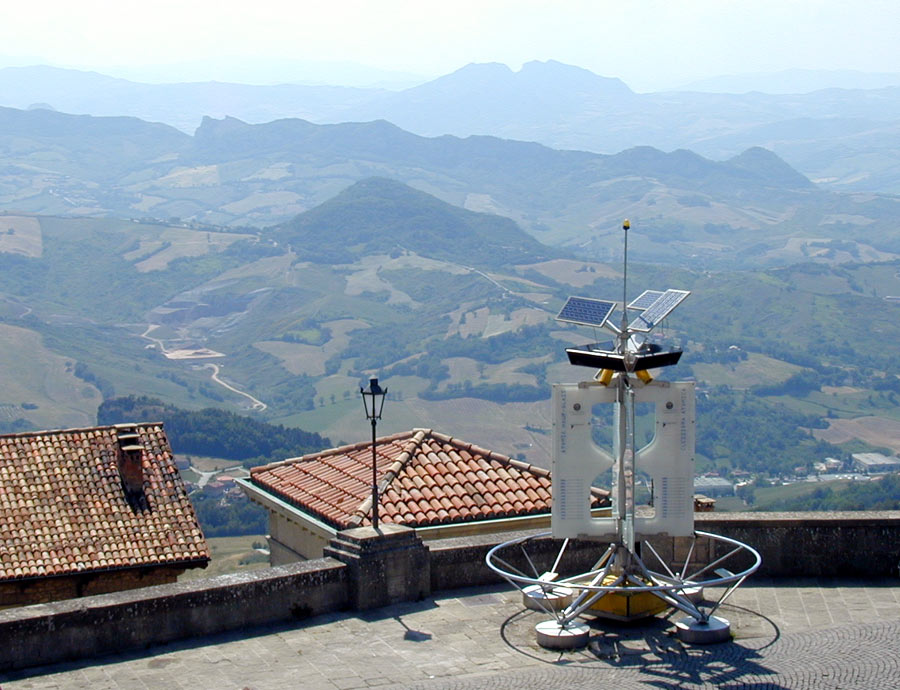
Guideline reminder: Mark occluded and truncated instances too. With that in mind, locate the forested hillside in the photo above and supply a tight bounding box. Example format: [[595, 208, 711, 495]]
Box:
[[98, 396, 330, 466]]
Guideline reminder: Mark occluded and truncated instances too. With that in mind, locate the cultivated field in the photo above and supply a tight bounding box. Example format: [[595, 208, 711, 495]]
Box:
[[254, 319, 368, 376], [178, 535, 269, 580], [275, 393, 554, 468], [0, 324, 100, 429], [482, 307, 549, 337], [440, 355, 546, 388], [152, 164, 220, 188], [343, 253, 468, 306], [693, 353, 805, 389], [0, 215, 42, 257], [448, 305, 551, 339], [814, 416, 900, 454], [522, 259, 619, 288], [222, 191, 303, 215], [131, 227, 254, 272]]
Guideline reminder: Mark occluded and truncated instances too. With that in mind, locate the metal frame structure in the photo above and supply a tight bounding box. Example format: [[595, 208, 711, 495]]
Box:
[[486, 220, 761, 647], [486, 530, 761, 641]]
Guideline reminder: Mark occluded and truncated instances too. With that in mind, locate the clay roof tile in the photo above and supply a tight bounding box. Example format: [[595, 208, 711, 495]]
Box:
[[0, 423, 209, 583], [249, 428, 609, 530]]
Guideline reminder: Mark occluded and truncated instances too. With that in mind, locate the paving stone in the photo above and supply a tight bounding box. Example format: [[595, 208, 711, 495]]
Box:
[[6, 579, 900, 689]]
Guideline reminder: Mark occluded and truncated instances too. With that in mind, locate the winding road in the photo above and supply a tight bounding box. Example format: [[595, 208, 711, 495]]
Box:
[[201, 362, 267, 411], [139, 324, 267, 411]]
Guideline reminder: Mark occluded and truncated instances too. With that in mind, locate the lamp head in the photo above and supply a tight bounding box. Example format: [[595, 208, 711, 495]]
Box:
[[360, 377, 387, 420]]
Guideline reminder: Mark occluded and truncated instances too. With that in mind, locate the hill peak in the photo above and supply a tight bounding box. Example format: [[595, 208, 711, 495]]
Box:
[[410, 60, 632, 99], [727, 147, 814, 189], [518, 60, 632, 95], [272, 177, 552, 267]]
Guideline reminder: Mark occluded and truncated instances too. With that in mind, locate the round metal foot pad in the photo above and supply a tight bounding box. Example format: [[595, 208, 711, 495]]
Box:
[[675, 615, 731, 644], [535, 620, 590, 649], [523, 584, 574, 611]]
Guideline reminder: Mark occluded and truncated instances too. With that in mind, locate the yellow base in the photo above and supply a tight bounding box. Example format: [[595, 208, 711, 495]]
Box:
[[584, 575, 669, 621]]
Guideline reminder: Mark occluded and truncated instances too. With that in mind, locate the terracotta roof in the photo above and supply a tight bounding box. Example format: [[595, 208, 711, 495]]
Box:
[[249, 428, 609, 529], [0, 423, 210, 582]]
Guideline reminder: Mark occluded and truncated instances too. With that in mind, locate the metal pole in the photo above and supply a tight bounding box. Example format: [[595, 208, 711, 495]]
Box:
[[621, 219, 629, 337], [371, 416, 379, 529]]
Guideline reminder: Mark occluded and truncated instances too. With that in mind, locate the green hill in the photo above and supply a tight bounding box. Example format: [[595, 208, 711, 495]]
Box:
[[271, 177, 555, 267]]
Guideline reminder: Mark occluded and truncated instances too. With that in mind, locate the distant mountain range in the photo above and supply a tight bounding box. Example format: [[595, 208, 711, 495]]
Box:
[[4, 103, 900, 269], [7, 104, 897, 269], [2, 61, 900, 194], [676, 69, 900, 94], [96, 57, 429, 89]]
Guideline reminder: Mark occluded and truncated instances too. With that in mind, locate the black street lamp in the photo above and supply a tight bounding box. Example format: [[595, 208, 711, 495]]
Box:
[[360, 377, 387, 529]]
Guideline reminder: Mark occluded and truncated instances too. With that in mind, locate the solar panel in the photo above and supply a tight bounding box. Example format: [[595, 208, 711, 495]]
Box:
[[628, 289, 690, 332], [628, 290, 664, 311], [556, 296, 616, 328]]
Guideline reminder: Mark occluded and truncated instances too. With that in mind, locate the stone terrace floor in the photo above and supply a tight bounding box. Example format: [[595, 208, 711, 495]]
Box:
[[3, 577, 900, 689]]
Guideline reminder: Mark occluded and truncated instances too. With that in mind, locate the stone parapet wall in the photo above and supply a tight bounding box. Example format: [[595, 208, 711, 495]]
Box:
[[3, 512, 900, 671], [428, 528, 602, 591], [426, 512, 900, 587], [696, 511, 900, 577], [0, 559, 348, 671]]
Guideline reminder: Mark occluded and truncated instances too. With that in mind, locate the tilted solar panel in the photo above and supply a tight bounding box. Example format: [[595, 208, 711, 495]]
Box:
[[628, 290, 664, 311], [628, 289, 690, 332], [556, 296, 616, 328]]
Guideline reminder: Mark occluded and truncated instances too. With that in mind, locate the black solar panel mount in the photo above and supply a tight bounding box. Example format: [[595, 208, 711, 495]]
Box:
[[556, 297, 617, 328]]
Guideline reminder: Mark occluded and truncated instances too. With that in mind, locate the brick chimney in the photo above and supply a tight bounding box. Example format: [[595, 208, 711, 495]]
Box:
[[115, 426, 145, 496]]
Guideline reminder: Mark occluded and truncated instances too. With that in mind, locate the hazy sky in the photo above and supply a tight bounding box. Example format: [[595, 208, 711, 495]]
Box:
[[3, 0, 898, 90]]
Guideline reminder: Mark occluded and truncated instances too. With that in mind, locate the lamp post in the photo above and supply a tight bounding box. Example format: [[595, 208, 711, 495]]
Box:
[[360, 377, 387, 530]]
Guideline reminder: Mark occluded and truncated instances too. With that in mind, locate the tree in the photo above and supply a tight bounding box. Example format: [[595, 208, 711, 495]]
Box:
[[736, 484, 756, 506]]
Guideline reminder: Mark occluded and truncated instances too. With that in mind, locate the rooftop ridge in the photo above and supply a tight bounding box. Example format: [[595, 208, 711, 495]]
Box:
[[250, 429, 419, 475], [425, 430, 538, 474], [348, 429, 430, 527], [0, 421, 165, 440]]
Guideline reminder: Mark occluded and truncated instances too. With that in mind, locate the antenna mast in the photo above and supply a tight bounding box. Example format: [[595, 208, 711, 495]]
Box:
[[620, 219, 630, 347], [487, 218, 761, 649]]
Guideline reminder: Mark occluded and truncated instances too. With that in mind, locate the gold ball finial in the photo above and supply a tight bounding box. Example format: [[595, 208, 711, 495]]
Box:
[[623, 219, 630, 230]]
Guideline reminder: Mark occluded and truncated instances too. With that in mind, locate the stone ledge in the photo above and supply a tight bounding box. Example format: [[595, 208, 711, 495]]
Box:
[[698, 511, 900, 526], [4, 512, 900, 671], [0, 558, 349, 671]]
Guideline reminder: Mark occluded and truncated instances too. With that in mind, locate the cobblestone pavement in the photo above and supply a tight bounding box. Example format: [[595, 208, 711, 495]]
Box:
[[3, 578, 900, 690]]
